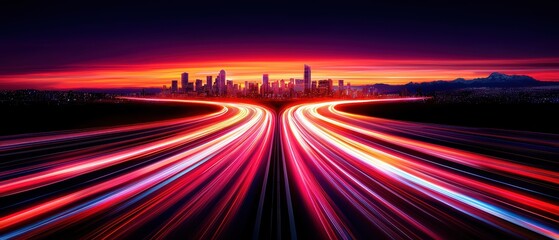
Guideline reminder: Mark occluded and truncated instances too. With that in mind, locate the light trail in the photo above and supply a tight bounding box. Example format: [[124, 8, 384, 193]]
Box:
[[281, 99, 559, 239], [0, 98, 275, 239], [1, 97, 558, 239]]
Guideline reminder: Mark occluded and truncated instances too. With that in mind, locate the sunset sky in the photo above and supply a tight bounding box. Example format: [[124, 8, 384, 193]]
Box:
[[1, 1, 558, 89]]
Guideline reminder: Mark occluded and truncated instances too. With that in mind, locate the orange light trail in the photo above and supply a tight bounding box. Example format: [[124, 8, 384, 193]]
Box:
[[1, 98, 558, 239], [281, 98, 559, 239], [0, 98, 275, 238]]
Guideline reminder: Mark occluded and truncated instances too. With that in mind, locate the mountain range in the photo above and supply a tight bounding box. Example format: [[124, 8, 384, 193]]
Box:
[[367, 72, 558, 94]]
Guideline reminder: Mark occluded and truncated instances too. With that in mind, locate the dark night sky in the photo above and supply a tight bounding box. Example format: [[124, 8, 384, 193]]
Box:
[[1, 0, 558, 88]]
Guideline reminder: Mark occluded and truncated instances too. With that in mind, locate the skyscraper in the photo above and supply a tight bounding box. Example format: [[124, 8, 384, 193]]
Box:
[[262, 74, 269, 96], [295, 79, 305, 92], [218, 70, 226, 96], [187, 82, 194, 92], [213, 78, 219, 94], [272, 80, 279, 95], [181, 72, 189, 93], [195, 79, 203, 93], [206, 76, 213, 95], [227, 80, 233, 95], [215, 76, 221, 95], [304, 64, 311, 94], [171, 80, 178, 93], [318, 80, 329, 95], [311, 80, 317, 94]]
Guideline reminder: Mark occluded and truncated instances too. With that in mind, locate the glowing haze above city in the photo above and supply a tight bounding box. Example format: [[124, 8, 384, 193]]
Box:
[[1, 57, 559, 90], [1, 2, 558, 90]]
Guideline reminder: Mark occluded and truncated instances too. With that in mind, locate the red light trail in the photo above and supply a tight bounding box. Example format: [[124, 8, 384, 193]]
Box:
[[0, 98, 558, 238], [281, 99, 559, 239], [0, 98, 275, 238]]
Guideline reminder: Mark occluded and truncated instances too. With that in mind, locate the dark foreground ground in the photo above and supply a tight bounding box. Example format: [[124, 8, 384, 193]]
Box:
[[339, 101, 559, 134], [3, 94, 558, 136], [0, 100, 220, 136]]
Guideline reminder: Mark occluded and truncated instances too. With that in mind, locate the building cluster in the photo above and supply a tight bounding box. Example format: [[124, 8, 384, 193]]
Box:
[[431, 87, 559, 104], [0, 90, 115, 105], [161, 65, 356, 98]]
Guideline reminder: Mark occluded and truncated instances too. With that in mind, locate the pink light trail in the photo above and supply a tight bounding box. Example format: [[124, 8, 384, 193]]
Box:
[[0, 98, 558, 239]]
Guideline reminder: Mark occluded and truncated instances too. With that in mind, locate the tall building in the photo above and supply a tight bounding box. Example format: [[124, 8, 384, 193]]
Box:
[[195, 79, 203, 93], [316, 79, 333, 96], [280, 79, 286, 93], [206, 76, 213, 95], [295, 79, 305, 92], [181, 72, 189, 93], [227, 80, 233, 95], [171, 80, 178, 93], [262, 74, 269, 96], [311, 80, 317, 93], [218, 70, 226, 96], [187, 82, 194, 92], [213, 78, 219, 94], [272, 80, 279, 95], [338, 80, 344, 96], [304, 64, 311, 93]]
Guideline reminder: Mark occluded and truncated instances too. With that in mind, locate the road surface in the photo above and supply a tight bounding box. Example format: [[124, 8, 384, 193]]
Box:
[[1, 98, 558, 239]]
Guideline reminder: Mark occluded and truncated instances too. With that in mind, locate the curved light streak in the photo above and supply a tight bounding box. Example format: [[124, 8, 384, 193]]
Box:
[[1, 97, 558, 239], [281, 99, 559, 239], [0, 98, 275, 239]]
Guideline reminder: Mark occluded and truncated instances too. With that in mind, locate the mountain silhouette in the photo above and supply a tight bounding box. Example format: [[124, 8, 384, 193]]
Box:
[[368, 72, 555, 94]]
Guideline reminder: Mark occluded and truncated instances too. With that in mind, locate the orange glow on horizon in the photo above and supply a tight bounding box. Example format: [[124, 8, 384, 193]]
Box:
[[1, 57, 558, 89]]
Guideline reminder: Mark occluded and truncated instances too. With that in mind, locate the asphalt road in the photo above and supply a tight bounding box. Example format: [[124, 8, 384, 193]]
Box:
[[1, 98, 557, 239]]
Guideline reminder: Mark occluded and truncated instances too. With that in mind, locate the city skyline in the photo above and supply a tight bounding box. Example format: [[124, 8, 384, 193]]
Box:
[[160, 64, 559, 100], [2, 1, 558, 90], [1, 58, 559, 90], [162, 64, 358, 98]]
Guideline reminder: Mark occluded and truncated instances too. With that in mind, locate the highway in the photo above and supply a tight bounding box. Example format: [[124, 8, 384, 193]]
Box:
[[281, 99, 559, 239], [1, 97, 558, 239], [0, 98, 275, 239]]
